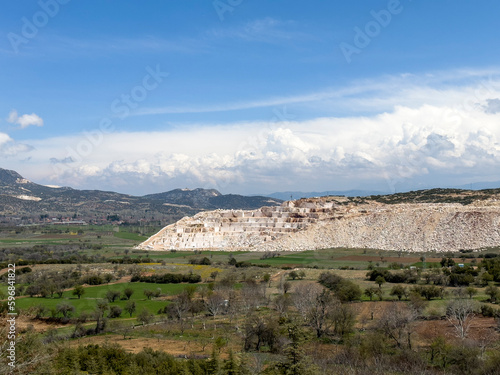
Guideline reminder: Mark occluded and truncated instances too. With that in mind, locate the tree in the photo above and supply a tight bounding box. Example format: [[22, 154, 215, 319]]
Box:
[[56, 302, 75, 319], [241, 280, 266, 313], [319, 272, 361, 302], [262, 273, 271, 287], [412, 285, 442, 300], [390, 285, 406, 301], [210, 271, 219, 281], [223, 349, 239, 375], [274, 294, 291, 317], [243, 314, 280, 352], [93, 299, 109, 334], [364, 287, 378, 301], [294, 284, 337, 338], [137, 309, 154, 325], [72, 285, 85, 299], [108, 305, 122, 318], [31, 304, 47, 319], [378, 303, 417, 349], [465, 286, 478, 299], [289, 271, 299, 280], [55, 283, 65, 298], [270, 321, 319, 375], [485, 285, 500, 303], [123, 288, 134, 300], [41, 281, 56, 298], [335, 281, 362, 302], [278, 275, 292, 294], [144, 289, 154, 300], [164, 292, 191, 333], [446, 299, 479, 339], [205, 292, 225, 318], [104, 273, 113, 283], [106, 290, 121, 302], [25, 284, 40, 297], [331, 303, 356, 337], [375, 276, 386, 289], [125, 301, 136, 317]]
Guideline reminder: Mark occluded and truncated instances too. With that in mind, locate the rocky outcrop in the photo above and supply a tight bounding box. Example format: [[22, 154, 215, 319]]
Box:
[[137, 196, 500, 253]]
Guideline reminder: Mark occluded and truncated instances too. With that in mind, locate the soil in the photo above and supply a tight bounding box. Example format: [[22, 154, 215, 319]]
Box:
[[68, 334, 210, 356]]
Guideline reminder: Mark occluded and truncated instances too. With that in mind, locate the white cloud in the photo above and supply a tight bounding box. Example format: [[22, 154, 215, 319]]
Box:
[[11, 101, 499, 195], [0, 132, 34, 157], [7, 110, 44, 129], [8, 69, 500, 195], [134, 68, 500, 117]]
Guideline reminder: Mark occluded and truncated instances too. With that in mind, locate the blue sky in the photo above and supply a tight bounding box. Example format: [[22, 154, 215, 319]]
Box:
[[1, 0, 500, 195]]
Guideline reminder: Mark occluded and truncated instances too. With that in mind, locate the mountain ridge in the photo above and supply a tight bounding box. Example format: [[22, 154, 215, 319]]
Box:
[[0, 168, 282, 225]]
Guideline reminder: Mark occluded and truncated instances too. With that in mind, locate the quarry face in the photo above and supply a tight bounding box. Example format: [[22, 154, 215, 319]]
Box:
[[137, 196, 500, 253]]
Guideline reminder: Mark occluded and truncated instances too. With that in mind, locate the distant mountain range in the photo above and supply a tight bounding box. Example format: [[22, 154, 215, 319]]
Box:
[[0, 168, 282, 225], [3, 167, 499, 227]]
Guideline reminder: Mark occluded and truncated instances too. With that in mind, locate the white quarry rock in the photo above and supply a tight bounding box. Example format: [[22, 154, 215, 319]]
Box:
[[16, 195, 42, 201], [137, 197, 500, 253]]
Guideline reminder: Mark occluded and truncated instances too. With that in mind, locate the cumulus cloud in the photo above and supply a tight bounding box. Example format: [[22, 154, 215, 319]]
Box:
[[17, 100, 498, 195], [11, 70, 500, 194], [0, 132, 34, 157], [7, 110, 44, 129], [484, 98, 500, 114]]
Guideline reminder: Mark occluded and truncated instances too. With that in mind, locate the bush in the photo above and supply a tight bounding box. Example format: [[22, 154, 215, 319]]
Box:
[[132, 272, 201, 284], [319, 272, 362, 302], [480, 304, 499, 317]]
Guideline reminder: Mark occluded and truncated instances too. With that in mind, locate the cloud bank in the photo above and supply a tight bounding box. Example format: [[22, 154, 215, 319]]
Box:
[[6, 70, 500, 195]]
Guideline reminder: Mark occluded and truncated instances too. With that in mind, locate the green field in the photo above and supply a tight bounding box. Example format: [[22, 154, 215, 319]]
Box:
[[14, 282, 194, 317], [113, 231, 149, 241]]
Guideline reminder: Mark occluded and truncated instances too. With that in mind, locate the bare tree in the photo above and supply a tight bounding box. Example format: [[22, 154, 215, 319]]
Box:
[[273, 294, 291, 317], [241, 280, 266, 313], [278, 275, 292, 294], [205, 292, 226, 318], [446, 298, 478, 339], [378, 302, 417, 349], [165, 292, 191, 333], [293, 283, 337, 338], [293, 283, 324, 318]]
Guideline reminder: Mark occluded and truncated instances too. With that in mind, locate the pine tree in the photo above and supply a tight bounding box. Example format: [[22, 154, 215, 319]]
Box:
[[223, 350, 239, 375], [207, 347, 220, 374]]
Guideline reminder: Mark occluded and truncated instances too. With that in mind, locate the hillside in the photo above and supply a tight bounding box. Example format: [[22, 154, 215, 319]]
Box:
[[0, 168, 282, 225], [138, 190, 500, 253], [144, 189, 281, 210]]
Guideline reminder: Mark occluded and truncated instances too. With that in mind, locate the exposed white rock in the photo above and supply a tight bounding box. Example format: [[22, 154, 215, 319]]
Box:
[[16, 195, 42, 201], [137, 197, 500, 253]]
